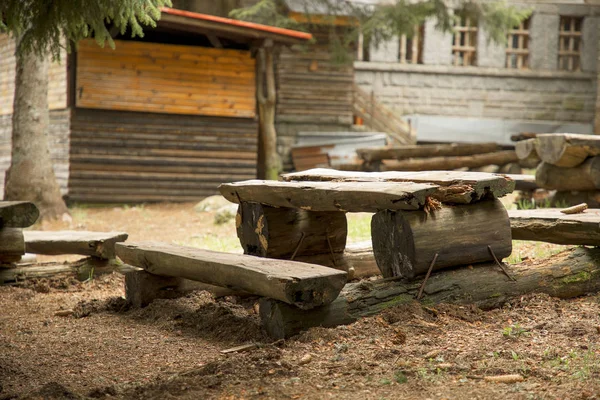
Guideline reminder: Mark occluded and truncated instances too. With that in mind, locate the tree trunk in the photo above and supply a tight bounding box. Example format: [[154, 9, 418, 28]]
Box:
[[260, 247, 600, 339], [357, 143, 501, 163], [380, 150, 519, 172], [536, 158, 600, 191], [509, 208, 600, 246], [4, 39, 68, 221], [371, 199, 512, 279], [256, 44, 280, 181]]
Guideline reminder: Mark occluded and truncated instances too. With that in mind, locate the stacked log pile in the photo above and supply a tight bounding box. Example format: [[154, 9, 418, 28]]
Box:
[[515, 133, 600, 206], [0, 202, 39, 265], [354, 142, 522, 176]]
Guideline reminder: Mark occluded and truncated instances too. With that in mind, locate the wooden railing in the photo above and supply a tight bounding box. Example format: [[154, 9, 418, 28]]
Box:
[[353, 84, 416, 145]]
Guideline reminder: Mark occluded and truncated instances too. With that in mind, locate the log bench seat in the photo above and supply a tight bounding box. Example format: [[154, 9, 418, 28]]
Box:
[[218, 169, 515, 280], [24, 230, 129, 259], [115, 242, 347, 310], [509, 208, 600, 246]]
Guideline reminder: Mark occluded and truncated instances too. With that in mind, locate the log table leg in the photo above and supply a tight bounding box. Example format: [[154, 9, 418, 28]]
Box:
[[371, 198, 512, 279], [236, 202, 348, 271]]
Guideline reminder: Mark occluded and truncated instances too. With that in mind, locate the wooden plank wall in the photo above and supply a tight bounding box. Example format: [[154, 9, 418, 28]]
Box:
[[68, 108, 258, 203], [76, 40, 256, 119], [275, 26, 355, 169], [0, 34, 67, 115], [0, 34, 69, 199]]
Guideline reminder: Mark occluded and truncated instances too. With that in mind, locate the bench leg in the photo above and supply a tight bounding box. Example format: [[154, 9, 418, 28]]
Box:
[[236, 202, 348, 271], [125, 270, 184, 307]]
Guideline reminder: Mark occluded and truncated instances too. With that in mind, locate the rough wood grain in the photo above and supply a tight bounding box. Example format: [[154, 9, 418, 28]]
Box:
[[0, 228, 25, 263], [219, 179, 439, 212], [515, 139, 541, 168], [535, 133, 600, 168], [0, 201, 39, 228], [282, 168, 515, 204], [260, 247, 600, 339], [356, 143, 501, 162], [536, 158, 600, 191], [509, 208, 600, 246], [24, 230, 129, 259], [236, 202, 347, 270], [380, 150, 519, 172], [371, 199, 512, 279], [115, 242, 347, 310]]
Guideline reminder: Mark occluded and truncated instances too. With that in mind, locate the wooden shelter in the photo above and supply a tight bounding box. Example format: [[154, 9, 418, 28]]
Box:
[[0, 8, 311, 203]]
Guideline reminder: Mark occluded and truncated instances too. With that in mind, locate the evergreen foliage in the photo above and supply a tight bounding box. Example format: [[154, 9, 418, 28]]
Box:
[[230, 0, 531, 58], [0, 0, 172, 59]]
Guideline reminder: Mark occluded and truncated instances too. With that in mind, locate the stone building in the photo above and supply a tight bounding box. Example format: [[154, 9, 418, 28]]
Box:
[[355, 1, 600, 144]]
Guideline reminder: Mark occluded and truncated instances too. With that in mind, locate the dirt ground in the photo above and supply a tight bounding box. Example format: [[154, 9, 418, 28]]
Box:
[[2, 202, 600, 400]]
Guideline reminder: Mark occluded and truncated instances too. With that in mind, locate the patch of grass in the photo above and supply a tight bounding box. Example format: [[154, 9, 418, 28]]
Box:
[[174, 234, 242, 253], [502, 323, 530, 340], [393, 370, 408, 384], [346, 213, 372, 243]]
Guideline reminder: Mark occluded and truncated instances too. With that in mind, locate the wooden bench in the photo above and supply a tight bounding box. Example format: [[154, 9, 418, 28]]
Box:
[[219, 169, 515, 279], [24, 230, 128, 259], [116, 242, 347, 309], [509, 208, 600, 246]]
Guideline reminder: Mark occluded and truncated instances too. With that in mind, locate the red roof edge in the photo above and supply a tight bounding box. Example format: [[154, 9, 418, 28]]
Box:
[[161, 7, 313, 41]]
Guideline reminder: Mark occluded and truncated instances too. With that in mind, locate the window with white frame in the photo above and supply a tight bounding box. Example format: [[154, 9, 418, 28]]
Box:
[[558, 16, 583, 71], [506, 18, 530, 69]]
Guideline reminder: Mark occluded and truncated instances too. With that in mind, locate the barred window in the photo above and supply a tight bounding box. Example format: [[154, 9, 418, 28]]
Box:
[[398, 25, 424, 64], [558, 16, 583, 71], [506, 18, 530, 69], [452, 15, 478, 66]]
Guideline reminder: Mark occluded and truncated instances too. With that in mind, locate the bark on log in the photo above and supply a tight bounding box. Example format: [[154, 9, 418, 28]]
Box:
[[115, 242, 347, 310], [24, 231, 129, 259], [219, 180, 439, 212], [380, 150, 518, 172], [236, 202, 347, 270], [260, 247, 600, 339], [536, 158, 600, 191], [282, 169, 515, 204], [515, 139, 541, 168], [0, 228, 25, 263], [357, 143, 501, 163], [371, 199, 512, 279], [535, 133, 600, 168], [0, 201, 39, 228], [509, 208, 600, 246]]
